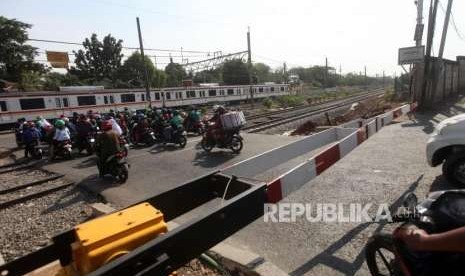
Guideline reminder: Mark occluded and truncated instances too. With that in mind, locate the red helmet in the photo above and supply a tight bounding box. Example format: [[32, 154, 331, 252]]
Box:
[[101, 120, 112, 131]]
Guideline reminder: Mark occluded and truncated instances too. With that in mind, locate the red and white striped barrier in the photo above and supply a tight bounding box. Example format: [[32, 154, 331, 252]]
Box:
[[264, 103, 413, 203]]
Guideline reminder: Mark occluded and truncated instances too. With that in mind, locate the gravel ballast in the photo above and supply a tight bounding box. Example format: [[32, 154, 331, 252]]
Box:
[[0, 185, 98, 262]]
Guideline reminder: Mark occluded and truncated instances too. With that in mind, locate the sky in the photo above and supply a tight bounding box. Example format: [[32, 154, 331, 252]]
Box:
[[2, 0, 465, 77]]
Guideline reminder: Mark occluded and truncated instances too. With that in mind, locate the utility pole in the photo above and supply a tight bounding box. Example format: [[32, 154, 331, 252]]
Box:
[[247, 27, 253, 105], [339, 64, 342, 80], [283, 62, 287, 83], [136, 17, 151, 107], [325, 57, 328, 88], [438, 0, 453, 59], [364, 66, 367, 90], [421, 0, 440, 108], [415, 0, 424, 47], [383, 71, 385, 89]]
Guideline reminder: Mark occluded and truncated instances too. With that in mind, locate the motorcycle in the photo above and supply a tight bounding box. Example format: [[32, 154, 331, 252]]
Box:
[[201, 123, 243, 153], [183, 118, 204, 136], [365, 190, 465, 276], [76, 133, 96, 155], [25, 140, 43, 160], [14, 127, 24, 148], [161, 125, 187, 148], [130, 127, 156, 146], [119, 135, 130, 157], [101, 151, 129, 183], [52, 140, 73, 160]]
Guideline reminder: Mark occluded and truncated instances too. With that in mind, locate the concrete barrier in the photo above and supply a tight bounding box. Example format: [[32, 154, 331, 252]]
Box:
[[223, 103, 413, 203]]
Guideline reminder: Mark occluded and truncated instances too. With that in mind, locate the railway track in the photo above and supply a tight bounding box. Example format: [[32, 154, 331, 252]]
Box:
[[0, 164, 72, 210], [243, 89, 385, 133], [0, 161, 97, 262]]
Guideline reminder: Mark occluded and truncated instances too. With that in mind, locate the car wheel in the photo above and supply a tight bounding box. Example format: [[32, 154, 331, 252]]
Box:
[[443, 152, 465, 187]]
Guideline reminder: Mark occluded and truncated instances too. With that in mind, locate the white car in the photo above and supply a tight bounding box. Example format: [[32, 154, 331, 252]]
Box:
[[426, 113, 465, 186]]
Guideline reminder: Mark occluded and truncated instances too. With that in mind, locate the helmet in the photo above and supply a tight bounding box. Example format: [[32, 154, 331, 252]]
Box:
[[173, 110, 179, 116], [101, 120, 112, 131], [215, 105, 226, 114], [54, 120, 65, 128]]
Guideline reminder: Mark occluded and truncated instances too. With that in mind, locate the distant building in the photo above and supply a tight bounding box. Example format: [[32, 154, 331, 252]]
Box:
[[288, 74, 300, 85]]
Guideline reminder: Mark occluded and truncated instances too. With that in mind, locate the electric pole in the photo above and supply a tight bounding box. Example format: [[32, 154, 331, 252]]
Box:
[[136, 17, 151, 107], [364, 66, 367, 90], [438, 0, 453, 59], [415, 0, 424, 47], [420, 0, 439, 108], [324, 57, 328, 88], [383, 71, 385, 89], [283, 62, 287, 83], [247, 27, 253, 105]]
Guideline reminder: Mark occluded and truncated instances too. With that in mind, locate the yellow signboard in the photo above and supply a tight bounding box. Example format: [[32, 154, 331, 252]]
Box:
[[46, 51, 69, 68]]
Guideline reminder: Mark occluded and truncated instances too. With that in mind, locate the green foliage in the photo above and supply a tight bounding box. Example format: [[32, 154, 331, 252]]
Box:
[[165, 62, 186, 87], [263, 97, 274, 109], [18, 71, 42, 91], [42, 72, 83, 91], [117, 52, 166, 88], [70, 33, 123, 85], [253, 63, 271, 83], [0, 16, 47, 82], [276, 95, 305, 107], [193, 68, 222, 84], [222, 59, 249, 85]]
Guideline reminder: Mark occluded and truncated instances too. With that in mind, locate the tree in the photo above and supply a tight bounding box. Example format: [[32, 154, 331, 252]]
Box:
[[42, 72, 82, 91], [117, 52, 166, 88], [193, 68, 222, 84], [164, 62, 186, 87], [252, 63, 271, 83], [222, 59, 249, 85], [70, 33, 123, 85], [0, 16, 47, 82]]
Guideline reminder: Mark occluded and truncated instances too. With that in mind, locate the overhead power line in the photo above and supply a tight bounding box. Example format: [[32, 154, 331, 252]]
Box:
[[437, 1, 465, 41], [28, 38, 214, 54]]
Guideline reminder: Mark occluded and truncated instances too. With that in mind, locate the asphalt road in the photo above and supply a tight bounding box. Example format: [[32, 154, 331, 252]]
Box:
[[31, 133, 302, 207]]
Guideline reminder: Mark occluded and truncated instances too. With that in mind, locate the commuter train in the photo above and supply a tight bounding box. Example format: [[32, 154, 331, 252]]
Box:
[[0, 84, 289, 126]]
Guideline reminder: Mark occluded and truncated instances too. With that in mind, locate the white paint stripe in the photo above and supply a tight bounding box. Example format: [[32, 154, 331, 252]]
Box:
[[338, 131, 358, 158], [279, 159, 317, 198], [401, 104, 411, 114], [223, 128, 337, 178]]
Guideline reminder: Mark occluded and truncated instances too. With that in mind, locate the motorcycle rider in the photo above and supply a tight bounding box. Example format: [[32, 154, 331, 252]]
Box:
[[164, 110, 183, 142], [209, 105, 227, 145], [22, 121, 41, 158], [397, 225, 465, 252], [75, 114, 95, 154], [95, 120, 121, 178], [50, 119, 71, 160], [186, 106, 201, 131]]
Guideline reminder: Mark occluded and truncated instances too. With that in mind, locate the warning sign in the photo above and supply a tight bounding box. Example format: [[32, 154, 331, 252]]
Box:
[[46, 51, 69, 68]]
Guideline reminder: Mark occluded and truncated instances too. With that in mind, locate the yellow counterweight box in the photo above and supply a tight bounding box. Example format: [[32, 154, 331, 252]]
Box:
[[72, 203, 167, 275]]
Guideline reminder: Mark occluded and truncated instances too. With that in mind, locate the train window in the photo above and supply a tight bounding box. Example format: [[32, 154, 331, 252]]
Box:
[[200, 91, 206, 97], [175, 92, 183, 99], [141, 94, 145, 101], [258, 87, 264, 93], [218, 90, 224, 96], [104, 96, 109, 105], [236, 88, 241, 95], [154, 92, 160, 100], [0, 101, 7, 112], [208, 90, 216, 97], [77, 96, 96, 106], [271, 87, 275, 92], [186, 90, 196, 98], [62, 98, 69, 107], [109, 95, 115, 104], [121, 94, 136, 103], [280, 86, 285, 91], [227, 89, 234, 95], [20, 98, 45, 110], [55, 98, 61, 108], [166, 92, 171, 100]]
